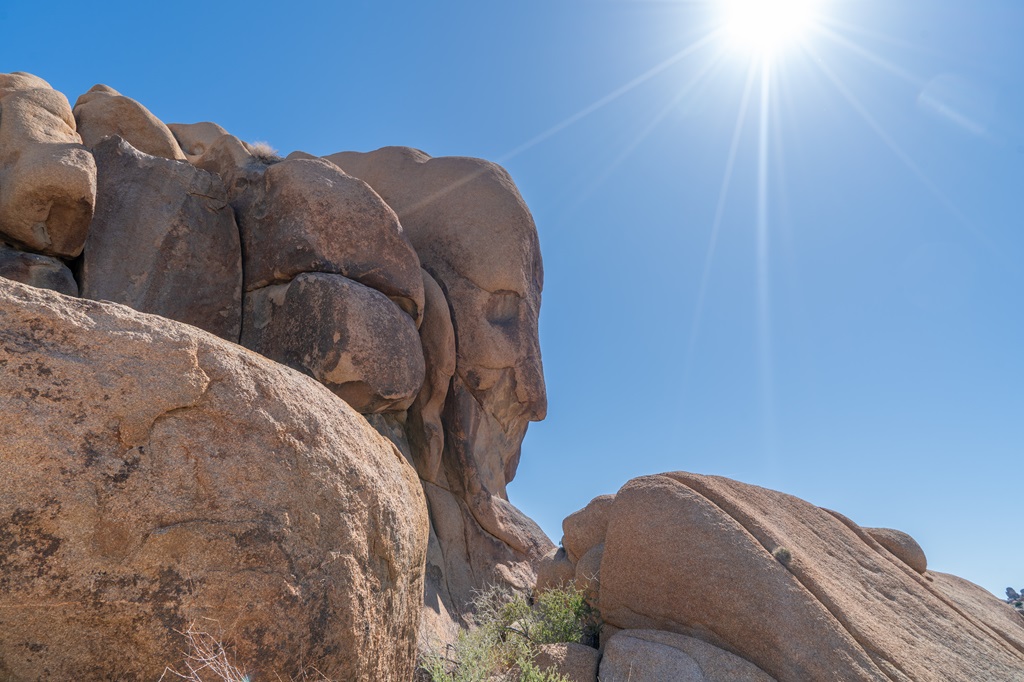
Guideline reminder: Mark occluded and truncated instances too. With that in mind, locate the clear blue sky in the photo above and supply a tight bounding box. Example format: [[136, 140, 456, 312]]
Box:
[[5, 0, 1022, 596]]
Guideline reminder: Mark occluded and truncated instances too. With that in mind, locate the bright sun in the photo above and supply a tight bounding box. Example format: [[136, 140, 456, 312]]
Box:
[[720, 0, 820, 56]]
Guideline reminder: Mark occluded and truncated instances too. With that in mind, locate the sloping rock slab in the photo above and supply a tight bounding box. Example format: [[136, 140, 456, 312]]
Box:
[[0, 279, 428, 681], [599, 629, 775, 682], [599, 473, 1024, 682]]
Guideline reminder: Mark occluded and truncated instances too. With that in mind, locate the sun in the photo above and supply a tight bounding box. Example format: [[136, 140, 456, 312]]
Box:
[[719, 0, 820, 57]]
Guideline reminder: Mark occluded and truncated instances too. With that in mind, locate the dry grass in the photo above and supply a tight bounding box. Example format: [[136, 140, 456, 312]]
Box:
[[160, 621, 332, 682], [248, 141, 283, 164]]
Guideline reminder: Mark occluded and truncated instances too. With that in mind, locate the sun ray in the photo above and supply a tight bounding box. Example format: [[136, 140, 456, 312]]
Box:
[[498, 30, 723, 164], [811, 23, 924, 88], [756, 59, 778, 460], [683, 60, 759, 386], [806, 46, 998, 255]]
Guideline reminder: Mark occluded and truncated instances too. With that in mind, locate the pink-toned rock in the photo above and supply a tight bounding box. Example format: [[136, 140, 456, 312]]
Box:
[[599, 630, 776, 682], [534, 642, 600, 682], [865, 526, 927, 574], [536, 546, 576, 594], [597, 473, 1024, 681], [79, 136, 242, 341], [0, 279, 428, 681], [241, 272, 425, 413], [0, 74, 96, 257], [563, 494, 615, 563], [73, 84, 186, 160], [0, 243, 77, 296]]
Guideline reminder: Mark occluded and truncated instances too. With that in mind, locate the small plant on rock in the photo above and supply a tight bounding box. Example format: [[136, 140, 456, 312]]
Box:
[[773, 547, 793, 566]]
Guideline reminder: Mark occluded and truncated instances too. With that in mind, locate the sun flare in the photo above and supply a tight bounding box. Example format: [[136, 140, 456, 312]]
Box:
[[720, 0, 820, 56]]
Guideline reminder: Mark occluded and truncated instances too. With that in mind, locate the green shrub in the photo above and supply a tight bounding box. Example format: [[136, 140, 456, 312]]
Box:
[[420, 583, 599, 682]]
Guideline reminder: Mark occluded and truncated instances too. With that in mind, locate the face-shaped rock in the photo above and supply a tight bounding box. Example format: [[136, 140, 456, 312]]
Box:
[[325, 147, 547, 499]]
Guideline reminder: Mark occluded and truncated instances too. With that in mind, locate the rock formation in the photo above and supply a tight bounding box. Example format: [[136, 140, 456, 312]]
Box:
[[540, 472, 1024, 682], [0, 71, 552, 676], [0, 279, 428, 680]]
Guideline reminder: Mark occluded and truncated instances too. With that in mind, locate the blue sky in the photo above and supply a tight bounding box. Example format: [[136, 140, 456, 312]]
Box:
[[6, 0, 1022, 596]]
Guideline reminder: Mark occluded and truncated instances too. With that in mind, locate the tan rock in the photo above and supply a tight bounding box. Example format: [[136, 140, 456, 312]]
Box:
[[0, 77, 96, 257], [73, 84, 186, 160], [536, 546, 576, 593], [406, 269, 456, 483], [928, 571, 1024, 655], [865, 526, 927, 574], [598, 473, 1024, 682], [0, 243, 77, 296], [236, 157, 423, 322], [534, 642, 600, 682], [167, 120, 230, 161], [79, 136, 242, 341], [0, 279, 428, 681], [599, 630, 776, 682], [563, 493, 615, 563], [574, 543, 603, 604], [241, 272, 425, 413]]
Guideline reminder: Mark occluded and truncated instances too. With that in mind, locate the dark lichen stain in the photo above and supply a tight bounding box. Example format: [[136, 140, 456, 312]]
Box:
[[0, 506, 63, 589], [103, 452, 142, 486]]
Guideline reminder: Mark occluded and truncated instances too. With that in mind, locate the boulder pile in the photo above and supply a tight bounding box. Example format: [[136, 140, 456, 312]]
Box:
[[0, 71, 550, 679]]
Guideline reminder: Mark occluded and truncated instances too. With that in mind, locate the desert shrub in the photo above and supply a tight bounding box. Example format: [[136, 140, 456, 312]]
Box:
[[421, 583, 598, 682], [773, 547, 793, 566]]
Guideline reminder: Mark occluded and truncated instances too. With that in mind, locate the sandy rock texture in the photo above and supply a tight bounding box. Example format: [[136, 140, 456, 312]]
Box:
[[80, 136, 242, 341], [73, 84, 186, 160], [599, 630, 777, 682], [0, 73, 95, 257], [551, 473, 1024, 682], [0, 280, 428, 681]]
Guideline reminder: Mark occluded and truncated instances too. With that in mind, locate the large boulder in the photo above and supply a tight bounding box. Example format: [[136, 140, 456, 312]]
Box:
[[241, 272, 425, 413], [0, 279, 429, 681], [593, 473, 1024, 682], [0, 242, 77, 296], [79, 136, 242, 341], [562, 494, 615, 564], [534, 642, 601, 682], [73, 84, 186, 160], [865, 526, 927, 574], [0, 72, 96, 257]]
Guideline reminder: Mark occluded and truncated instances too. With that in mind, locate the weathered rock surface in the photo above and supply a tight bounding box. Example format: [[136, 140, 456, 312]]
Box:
[[0, 242, 77, 296], [79, 136, 242, 341], [589, 473, 1024, 682], [599, 630, 776, 682], [326, 146, 550, 628], [0, 279, 428, 681], [866, 526, 928, 574], [0, 73, 96, 257], [562, 494, 615, 564], [73, 84, 186, 160], [534, 642, 601, 682], [574, 543, 603, 603], [242, 272, 425, 413], [535, 546, 576, 593], [235, 157, 424, 322], [406, 269, 456, 483], [167, 121, 230, 161]]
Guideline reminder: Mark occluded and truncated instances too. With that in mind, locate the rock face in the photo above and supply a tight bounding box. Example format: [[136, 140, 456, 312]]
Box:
[[73, 84, 186, 161], [865, 526, 928, 574], [79, 136, 242, 341], [0, 280, 429, 681], [549, 473, 1024, 682], [325, 146, 552, 629], [0, 73, 96, 257]]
